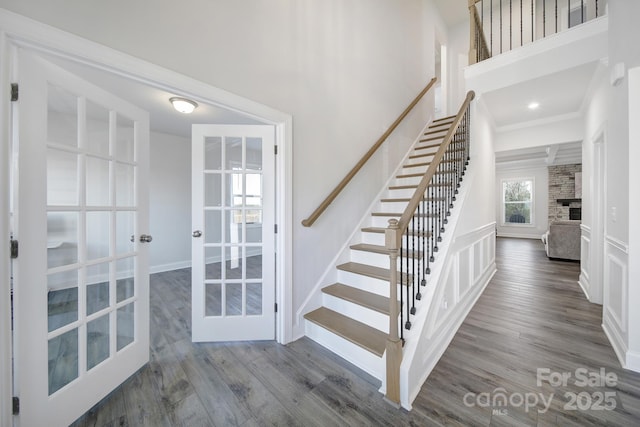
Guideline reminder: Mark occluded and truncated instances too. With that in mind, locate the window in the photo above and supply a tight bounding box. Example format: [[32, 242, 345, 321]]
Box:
[[502, 179, 533, 225]]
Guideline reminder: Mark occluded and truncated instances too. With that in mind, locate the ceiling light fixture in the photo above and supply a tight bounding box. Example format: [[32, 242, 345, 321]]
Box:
[[528, 102, 540, 110], [170, 97, 198, 114]]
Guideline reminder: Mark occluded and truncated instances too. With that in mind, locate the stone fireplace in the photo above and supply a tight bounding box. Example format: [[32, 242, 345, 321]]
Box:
[[548, 163, 582, 222]]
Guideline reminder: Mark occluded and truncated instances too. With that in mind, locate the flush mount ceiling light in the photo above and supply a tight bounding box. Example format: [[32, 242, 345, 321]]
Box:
[[528, 101, 540, 110], [170, 97, 198, 114]]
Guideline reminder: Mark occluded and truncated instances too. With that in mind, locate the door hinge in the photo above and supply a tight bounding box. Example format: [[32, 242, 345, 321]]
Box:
[[10, 239, 18, 259], [12, 396, 19, 415], [274, 303, 278, 313], [274, 224, 278, 234], [10, 83, 18, 102], [274, 145, 278, 155]]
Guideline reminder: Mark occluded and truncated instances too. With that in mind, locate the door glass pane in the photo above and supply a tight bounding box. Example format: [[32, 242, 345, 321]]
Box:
[[47, 148, 78, 206], [86, 211, 110, 260], [117, 303, 135, 351], [204, 136, 222, 170], [246, 214, 262, 243], [205, 210, 222, 244], [226, 210, 243, 243], [116, 211, 135, 254], [116, 257, 135, 302], [225, 246, 243, 280], [225, 283, 242, 316], [47, 212, 79, 268], [86, 263, 110, 315], [204, 173, 222, 207], [227, 173, 243, 207], [246, 283, 262, 315], [48, 328, 78, 395], [225, 137, 242, 170], [87, 314, 110, 370], [246, 173, 262, 207], [246, 137, 262, 171], [86, 100, 110, 156], [47, 270, 78, 332], [86, 156, 110, 206], [205, 283, 222, 316], [246, 248, 262, 279], [205, 247, 222, 280], [116, 114, 135, 163], [115, 163, 135, 207], [47, 84, 77, 148]]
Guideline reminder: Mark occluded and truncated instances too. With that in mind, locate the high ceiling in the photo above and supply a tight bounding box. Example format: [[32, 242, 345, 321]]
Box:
[[433, 0, 468, 27]]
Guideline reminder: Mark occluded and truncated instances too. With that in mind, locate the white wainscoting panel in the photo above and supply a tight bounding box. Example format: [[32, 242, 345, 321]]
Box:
[[602, 235, 629, 368]]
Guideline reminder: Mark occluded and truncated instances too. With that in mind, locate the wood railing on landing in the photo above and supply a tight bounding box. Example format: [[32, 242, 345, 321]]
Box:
[[301, 77, 437, 227], [383, 91, 475, 404], [468, 0, 606, 65]]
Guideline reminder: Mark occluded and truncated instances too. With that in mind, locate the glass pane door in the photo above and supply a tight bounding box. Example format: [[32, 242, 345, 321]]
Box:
[[192, 125, 275, 342]]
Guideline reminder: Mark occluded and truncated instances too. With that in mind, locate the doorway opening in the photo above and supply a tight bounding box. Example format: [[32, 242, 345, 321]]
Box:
[[1, 14, 292, 425]]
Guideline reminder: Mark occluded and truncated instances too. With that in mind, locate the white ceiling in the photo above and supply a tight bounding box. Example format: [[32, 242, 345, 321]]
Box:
[[44, 54, 263, 139], [433, 0, 468, 27], [480, 62, 600, 129], [495, 141, 582, 169]]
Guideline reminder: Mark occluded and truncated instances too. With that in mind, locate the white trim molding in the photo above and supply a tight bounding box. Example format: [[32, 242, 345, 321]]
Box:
[[602, 235, 629, 369]]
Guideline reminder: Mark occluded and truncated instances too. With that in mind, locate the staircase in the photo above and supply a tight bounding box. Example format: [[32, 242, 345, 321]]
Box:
[[304, 113, 462, 382]]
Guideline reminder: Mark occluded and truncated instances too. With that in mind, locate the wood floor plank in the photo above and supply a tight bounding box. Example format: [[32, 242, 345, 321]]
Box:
[[70, 238, 640, 426]]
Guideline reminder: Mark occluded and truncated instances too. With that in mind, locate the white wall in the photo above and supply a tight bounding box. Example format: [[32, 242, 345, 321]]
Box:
[[0, 1, 445, 337], [149, 131, 191, 273], [495, 165, 548, 239], [601, 0, 640, 372]]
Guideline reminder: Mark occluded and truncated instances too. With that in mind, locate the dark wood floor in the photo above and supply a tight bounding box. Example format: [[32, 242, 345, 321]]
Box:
[[72, 238, 640, 426]]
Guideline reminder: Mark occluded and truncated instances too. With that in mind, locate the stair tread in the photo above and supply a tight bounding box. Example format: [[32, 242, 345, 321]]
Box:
[[372, 212, 438, 218], [380, 197, 445, 202], [322, 283, 395, 315], [337, 262, 411, 284], [389, 182, 452, 190], [433, 115, 456, 122], [304, 307, 386, 357], [350, 243, 423, 258], [361, 227, 431, 238]]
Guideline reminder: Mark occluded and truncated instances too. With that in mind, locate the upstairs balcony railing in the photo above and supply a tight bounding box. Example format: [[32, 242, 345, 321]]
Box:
[[469, 0, 607, 64]]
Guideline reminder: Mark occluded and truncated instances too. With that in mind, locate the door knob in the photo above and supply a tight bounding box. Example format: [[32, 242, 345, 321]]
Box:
[[139, 234, 153, 243], [192, 230, 202, 238]]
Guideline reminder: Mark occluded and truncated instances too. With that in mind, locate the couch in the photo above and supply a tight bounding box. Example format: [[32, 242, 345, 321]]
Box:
[[541, 220, 581, 261]]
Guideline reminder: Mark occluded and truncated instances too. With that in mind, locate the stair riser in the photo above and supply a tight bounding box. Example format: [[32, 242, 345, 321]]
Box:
[[394, 175, 423, 186], [384, 188, 417, 198], [322, 293, 389, 333], [304, 321, 384, 380], [336, 270, 395, 296], [350, 249, 393, 270], [378, 201, 410, 211], [361, 231, 386, 246], [370, 215, 401, 228]]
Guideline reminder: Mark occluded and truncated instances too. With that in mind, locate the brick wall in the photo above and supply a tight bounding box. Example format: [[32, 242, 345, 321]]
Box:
[[548, 164, 582, 222]]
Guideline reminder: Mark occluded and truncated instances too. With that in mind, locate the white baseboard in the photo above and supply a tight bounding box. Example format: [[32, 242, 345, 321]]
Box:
[[626, 350, 640, 372], [150, 260, 191, 275], [602, 318, 627, 369]]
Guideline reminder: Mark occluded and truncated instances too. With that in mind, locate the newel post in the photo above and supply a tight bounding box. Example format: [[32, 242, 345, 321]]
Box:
[[468, 0, 478, 65], [384, 219, 402, 406]]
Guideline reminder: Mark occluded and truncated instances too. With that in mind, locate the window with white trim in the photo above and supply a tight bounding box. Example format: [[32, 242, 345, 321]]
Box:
[[502, 179, 533, 225]]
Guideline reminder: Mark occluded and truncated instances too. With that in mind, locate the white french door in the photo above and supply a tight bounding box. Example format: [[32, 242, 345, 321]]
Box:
[[12, 51, 150, 426], [191, 125, 275, 342]]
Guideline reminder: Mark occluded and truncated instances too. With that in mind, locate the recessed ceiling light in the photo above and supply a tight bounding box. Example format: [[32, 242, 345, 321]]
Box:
[[528, 102, 540, 110], [170, 97, 198, 114]]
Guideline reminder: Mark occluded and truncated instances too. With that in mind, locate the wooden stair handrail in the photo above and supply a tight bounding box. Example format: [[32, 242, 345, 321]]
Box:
[[301, 77, 438, 227], [396, 90, 476, 238]]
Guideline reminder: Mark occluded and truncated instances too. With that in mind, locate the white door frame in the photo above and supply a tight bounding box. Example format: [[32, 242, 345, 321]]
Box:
[[0, 9, 293, 426]]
